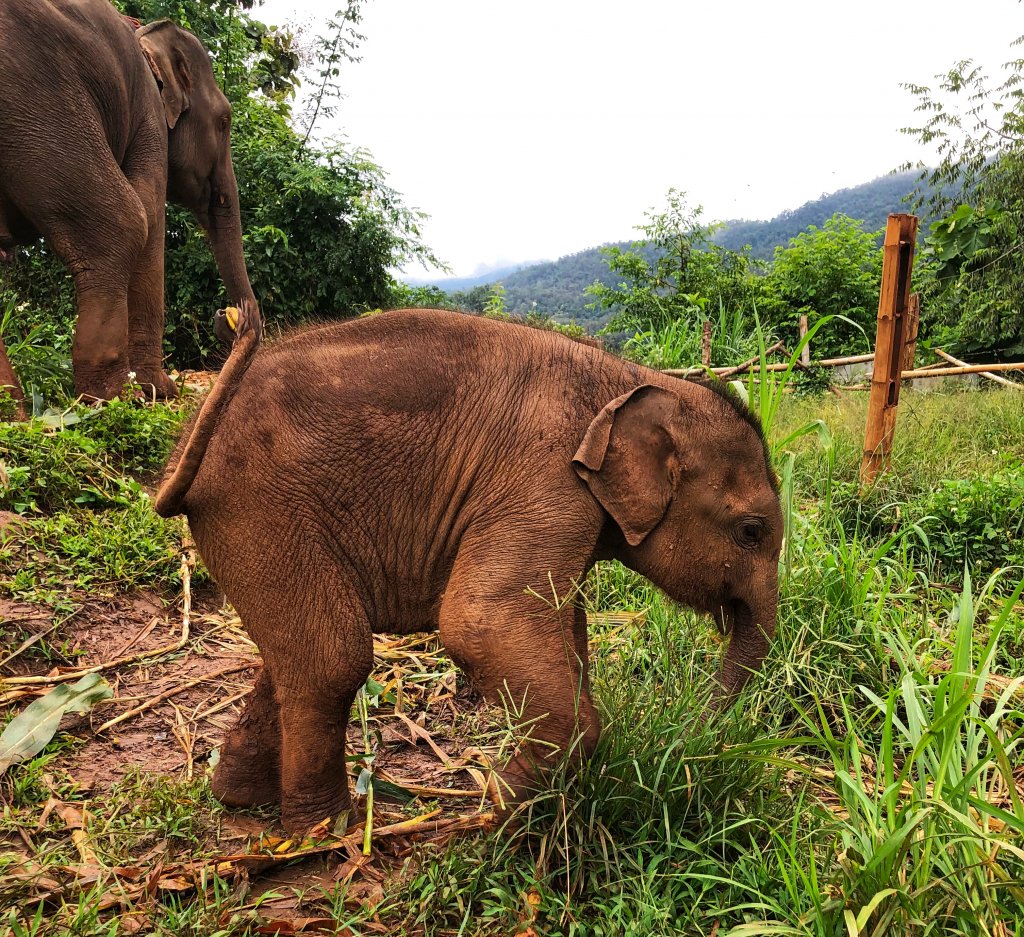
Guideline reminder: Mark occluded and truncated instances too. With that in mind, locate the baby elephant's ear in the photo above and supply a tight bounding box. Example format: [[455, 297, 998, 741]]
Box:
[[573, 384, 680, 547]]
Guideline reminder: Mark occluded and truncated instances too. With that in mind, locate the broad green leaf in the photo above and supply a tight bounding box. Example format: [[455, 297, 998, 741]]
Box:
[[0, 674, 112, 774]]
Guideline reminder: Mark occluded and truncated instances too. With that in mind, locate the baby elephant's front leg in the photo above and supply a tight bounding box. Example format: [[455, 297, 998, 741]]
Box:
[[441, 588, 600, 806]]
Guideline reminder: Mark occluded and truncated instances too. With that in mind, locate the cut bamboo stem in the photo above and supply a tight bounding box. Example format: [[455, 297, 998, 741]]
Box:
[[94, 661, 254, 734], [663, 349, 875, 378], [799, 314, 810, 365], [933, 348, 1021, 387], [900, 361, 1024, 379]]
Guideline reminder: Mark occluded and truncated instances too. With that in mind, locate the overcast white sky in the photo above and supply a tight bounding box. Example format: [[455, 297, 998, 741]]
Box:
[[261, 0, 1020, 277]]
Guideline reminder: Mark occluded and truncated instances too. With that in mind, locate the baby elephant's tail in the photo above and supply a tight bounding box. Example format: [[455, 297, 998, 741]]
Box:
[[154, 308, 260, 518]]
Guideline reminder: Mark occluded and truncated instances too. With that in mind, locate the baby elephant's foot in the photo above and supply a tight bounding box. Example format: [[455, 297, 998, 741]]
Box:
[[211, 754, 281, 809], [210, 704, 281, 808], [280, 784, 351, 837]]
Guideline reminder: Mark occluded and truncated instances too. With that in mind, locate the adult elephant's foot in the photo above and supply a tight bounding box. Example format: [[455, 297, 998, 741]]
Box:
[[75, 366, 130, 403], [133, 369, 179, 400]]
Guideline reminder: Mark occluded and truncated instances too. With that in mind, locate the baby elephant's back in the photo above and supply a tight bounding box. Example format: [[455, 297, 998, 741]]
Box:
[[186, 310, 565, 525]]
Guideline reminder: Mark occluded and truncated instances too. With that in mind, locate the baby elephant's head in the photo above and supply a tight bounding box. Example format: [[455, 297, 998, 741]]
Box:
[[573, 383, 783, 704]]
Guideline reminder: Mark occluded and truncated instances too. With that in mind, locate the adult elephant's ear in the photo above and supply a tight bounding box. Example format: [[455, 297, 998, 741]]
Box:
[[573, 385, 681, 547], [137, 21, 192, 129]]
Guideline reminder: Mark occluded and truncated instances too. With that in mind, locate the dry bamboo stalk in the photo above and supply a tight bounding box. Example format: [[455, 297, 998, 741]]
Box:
[[799, 314, 810, 365], [900, 361, 1024, 379], [662, 340, 786, 377], [663, 348, 878, 378], [818, 352, 876, 366], [94, 661, 254, 734], [934, 348, 1021, 388]]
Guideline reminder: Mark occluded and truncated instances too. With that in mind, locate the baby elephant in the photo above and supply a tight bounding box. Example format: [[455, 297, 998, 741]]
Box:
[[156, 309, 782, 834]]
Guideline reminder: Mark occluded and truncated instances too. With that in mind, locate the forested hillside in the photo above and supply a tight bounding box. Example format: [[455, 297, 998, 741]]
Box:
[[442, 172, 922, 325], [714, 170, 920, 258]]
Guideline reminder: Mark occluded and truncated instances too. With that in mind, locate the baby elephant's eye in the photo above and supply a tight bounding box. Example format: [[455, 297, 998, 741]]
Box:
[[735, 518, 766, 549]]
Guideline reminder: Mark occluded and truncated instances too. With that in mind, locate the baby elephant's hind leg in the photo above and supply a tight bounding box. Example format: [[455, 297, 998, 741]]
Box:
[[211, 667, 281, 808], [251, 596, 374, 836]]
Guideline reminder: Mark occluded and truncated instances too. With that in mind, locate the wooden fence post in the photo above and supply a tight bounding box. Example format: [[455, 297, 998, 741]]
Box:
[[799, 314, 810, 365], [860, 214, 918, 488], [701, 320, 712, 367]]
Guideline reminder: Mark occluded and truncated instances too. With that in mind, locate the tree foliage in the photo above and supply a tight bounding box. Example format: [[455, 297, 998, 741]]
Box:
[[585, 190, 757, 335], [902, 44, 1024, 354], [763, 214, 882, 357]]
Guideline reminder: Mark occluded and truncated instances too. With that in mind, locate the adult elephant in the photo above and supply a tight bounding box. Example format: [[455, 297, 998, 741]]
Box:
[[0, 0, 261, 403]]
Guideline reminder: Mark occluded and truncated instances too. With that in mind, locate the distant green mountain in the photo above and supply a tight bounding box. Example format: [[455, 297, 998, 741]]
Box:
[[714, 170, 920, 259], [405, 262, 538, 292], [437, 171, 927, 325]]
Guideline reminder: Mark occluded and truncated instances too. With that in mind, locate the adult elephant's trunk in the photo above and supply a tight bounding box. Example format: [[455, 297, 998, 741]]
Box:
[[205, 161, 261, 341], [709, 593, 777, 711]]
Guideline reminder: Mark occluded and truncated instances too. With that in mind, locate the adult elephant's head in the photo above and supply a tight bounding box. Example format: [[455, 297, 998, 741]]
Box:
[[137, 21, 261, 338]]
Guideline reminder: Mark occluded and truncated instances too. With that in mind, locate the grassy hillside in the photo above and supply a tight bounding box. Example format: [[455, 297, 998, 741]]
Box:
[[715, 170, 920, 259]]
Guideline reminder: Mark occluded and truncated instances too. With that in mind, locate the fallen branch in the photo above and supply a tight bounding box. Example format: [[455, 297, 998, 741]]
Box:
[[94, 660, 255, 735]]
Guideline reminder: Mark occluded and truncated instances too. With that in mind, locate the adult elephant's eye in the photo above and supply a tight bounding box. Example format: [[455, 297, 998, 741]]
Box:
[[735, 518, 765, 548]]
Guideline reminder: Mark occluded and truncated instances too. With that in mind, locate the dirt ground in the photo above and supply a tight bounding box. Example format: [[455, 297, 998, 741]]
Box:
[[0, 576, 505, 932]]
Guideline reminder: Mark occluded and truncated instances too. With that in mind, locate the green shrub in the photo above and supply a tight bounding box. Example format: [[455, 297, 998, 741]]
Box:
[[916, 466, 1024, 576], [0, 400, 183, 513]]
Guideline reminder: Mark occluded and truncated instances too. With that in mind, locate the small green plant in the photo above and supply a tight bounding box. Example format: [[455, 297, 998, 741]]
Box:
[[482, 282, 509, 318], [0, 399, 184, 513], [0, 295, 74, 411]]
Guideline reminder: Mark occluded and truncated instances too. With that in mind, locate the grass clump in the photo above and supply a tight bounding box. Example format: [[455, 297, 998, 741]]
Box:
[[1, 497, 190, 607], [0, 396, 194, 608]]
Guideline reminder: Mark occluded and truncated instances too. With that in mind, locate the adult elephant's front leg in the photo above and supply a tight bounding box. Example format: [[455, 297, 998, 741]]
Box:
[[70, 282, 131, 401], [50, 163, 151, 400], [439, 541, 599, 808]]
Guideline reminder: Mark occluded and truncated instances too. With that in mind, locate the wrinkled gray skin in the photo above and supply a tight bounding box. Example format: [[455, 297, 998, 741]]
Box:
[[0, 0, 259, 401], [159, 309, 782, 834]]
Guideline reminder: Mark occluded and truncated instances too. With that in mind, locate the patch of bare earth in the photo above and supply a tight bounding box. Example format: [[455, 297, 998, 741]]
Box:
[[1, 578, 504, 932]]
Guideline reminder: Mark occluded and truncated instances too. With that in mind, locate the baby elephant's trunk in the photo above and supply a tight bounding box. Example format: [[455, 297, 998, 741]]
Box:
[[710, 594, 777, 710]]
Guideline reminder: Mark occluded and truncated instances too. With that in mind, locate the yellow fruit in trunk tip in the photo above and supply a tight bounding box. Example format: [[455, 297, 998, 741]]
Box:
[[224, 306, 240, 332]]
